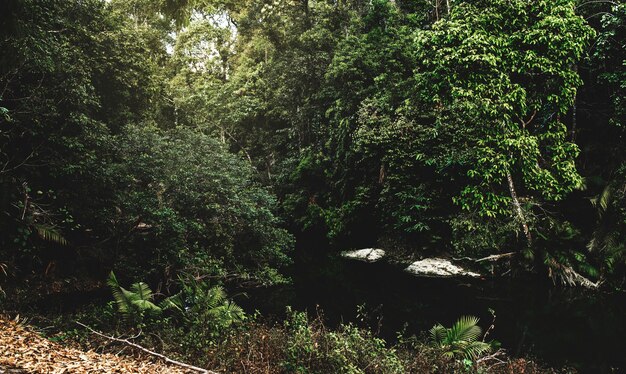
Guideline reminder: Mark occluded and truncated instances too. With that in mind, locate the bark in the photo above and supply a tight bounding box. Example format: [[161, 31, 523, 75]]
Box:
[[506, 172, 532, 246]]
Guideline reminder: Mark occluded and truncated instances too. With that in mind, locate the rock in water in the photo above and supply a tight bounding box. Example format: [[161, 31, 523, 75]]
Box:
[[341, 248, 386, 263], [405, 258, 480, 278]]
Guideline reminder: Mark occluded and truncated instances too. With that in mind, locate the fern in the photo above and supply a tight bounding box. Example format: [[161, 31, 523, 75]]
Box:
[[159, 292, 185, 313], [129, 282, 161, 314], [205, 285, 226, 309], [107, 272, 161, 322], [209, 301, 245, 328], [107, 272, 246, 329], [177, 277, 246, 329], [34, 224, 67, 245], [107, 272, 134, 316]]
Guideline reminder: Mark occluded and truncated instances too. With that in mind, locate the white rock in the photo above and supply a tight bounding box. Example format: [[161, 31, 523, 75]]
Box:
[[405, 258, 480, 278], [341, 248, 386, 263]]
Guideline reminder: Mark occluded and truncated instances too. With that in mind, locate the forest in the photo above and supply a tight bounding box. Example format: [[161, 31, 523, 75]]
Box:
[[0, 0, 625, 372]]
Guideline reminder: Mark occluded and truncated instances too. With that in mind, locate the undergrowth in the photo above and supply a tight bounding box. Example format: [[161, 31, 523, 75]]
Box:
[[15, 301, 572, 374]]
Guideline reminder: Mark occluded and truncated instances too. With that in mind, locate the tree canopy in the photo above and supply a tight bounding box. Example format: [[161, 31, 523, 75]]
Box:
[[1, 0, 625, 288]]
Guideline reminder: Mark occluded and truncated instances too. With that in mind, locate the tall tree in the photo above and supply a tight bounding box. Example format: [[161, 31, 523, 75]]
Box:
[[415, 0, 593, 249]]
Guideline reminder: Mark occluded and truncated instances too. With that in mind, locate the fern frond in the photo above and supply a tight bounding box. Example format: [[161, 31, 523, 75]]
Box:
[[107, 272, 134, 317], [132, 298, 162, 314], [206, 285, 226, 309], [223, 302, 245, 322], [107, 271, 120, 289], [129, 282, 161, 315], [599, 186, 612, 214], [130, 282, 154, 302], [34, 224, 67, 245], [160, 292, 185, 313]]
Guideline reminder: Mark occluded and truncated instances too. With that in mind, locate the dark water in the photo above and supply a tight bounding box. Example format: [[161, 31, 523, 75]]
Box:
[[237, 255, 626, 374]]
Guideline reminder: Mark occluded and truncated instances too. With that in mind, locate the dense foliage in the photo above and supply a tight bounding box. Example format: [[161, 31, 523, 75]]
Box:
[[0, 0, 292, 285], [0, 0, 624, 291], [1, 0, 625, 372]]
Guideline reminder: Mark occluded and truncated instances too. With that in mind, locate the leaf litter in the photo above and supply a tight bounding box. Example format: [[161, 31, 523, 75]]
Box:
[[0, 319, 195, 373]]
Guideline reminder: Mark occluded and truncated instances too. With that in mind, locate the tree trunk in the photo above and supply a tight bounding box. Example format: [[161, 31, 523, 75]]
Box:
[[571, 64, 578, 142], [506, 172, 532, 246]]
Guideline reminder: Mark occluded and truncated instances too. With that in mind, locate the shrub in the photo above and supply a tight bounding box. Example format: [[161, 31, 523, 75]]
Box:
[[107, 125, 293, 281]]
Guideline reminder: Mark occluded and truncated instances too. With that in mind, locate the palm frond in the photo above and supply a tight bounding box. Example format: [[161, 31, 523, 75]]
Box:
[[448, 315, 481, 343], [429, 315, 491, 361], [429, 324, 447, 345], [461, 341, 492, 360]]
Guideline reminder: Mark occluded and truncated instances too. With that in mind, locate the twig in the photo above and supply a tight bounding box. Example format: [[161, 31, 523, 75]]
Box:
[[76, 321, 217, 374], [482, 309, 496, 342], [476, 349, 507, 364]]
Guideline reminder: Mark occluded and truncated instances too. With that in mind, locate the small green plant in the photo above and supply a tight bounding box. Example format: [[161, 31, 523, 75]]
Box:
[[429, 315, 493, 360], [106, 272, 163, 323], [177, 277, 246, 331], [107, 271, 245, 336], [281, 307, 405, 373]]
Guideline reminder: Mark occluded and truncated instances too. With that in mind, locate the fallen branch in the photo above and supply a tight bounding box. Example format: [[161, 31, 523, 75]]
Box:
[[453, 252, 515, 263], [551, 265, 602, 289], [76, 321, 217, 374], [475, 252, 515, 262], [476, 348, 508, 367]]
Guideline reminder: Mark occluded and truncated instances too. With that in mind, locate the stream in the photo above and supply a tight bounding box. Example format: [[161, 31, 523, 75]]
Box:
[[238, 254, 626, 373]]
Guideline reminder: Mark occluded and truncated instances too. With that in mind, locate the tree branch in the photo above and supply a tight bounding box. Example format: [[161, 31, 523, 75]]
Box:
[[76, 322, 217, 374], [453, 252, 515, 263]]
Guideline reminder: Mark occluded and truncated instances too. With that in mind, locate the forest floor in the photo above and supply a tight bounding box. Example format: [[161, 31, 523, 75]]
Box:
[[0, 318, 195, 374]]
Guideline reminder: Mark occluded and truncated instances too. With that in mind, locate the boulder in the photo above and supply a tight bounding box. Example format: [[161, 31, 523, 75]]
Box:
[[405, 258, 480, 278], [340, 248, 386, 263]]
